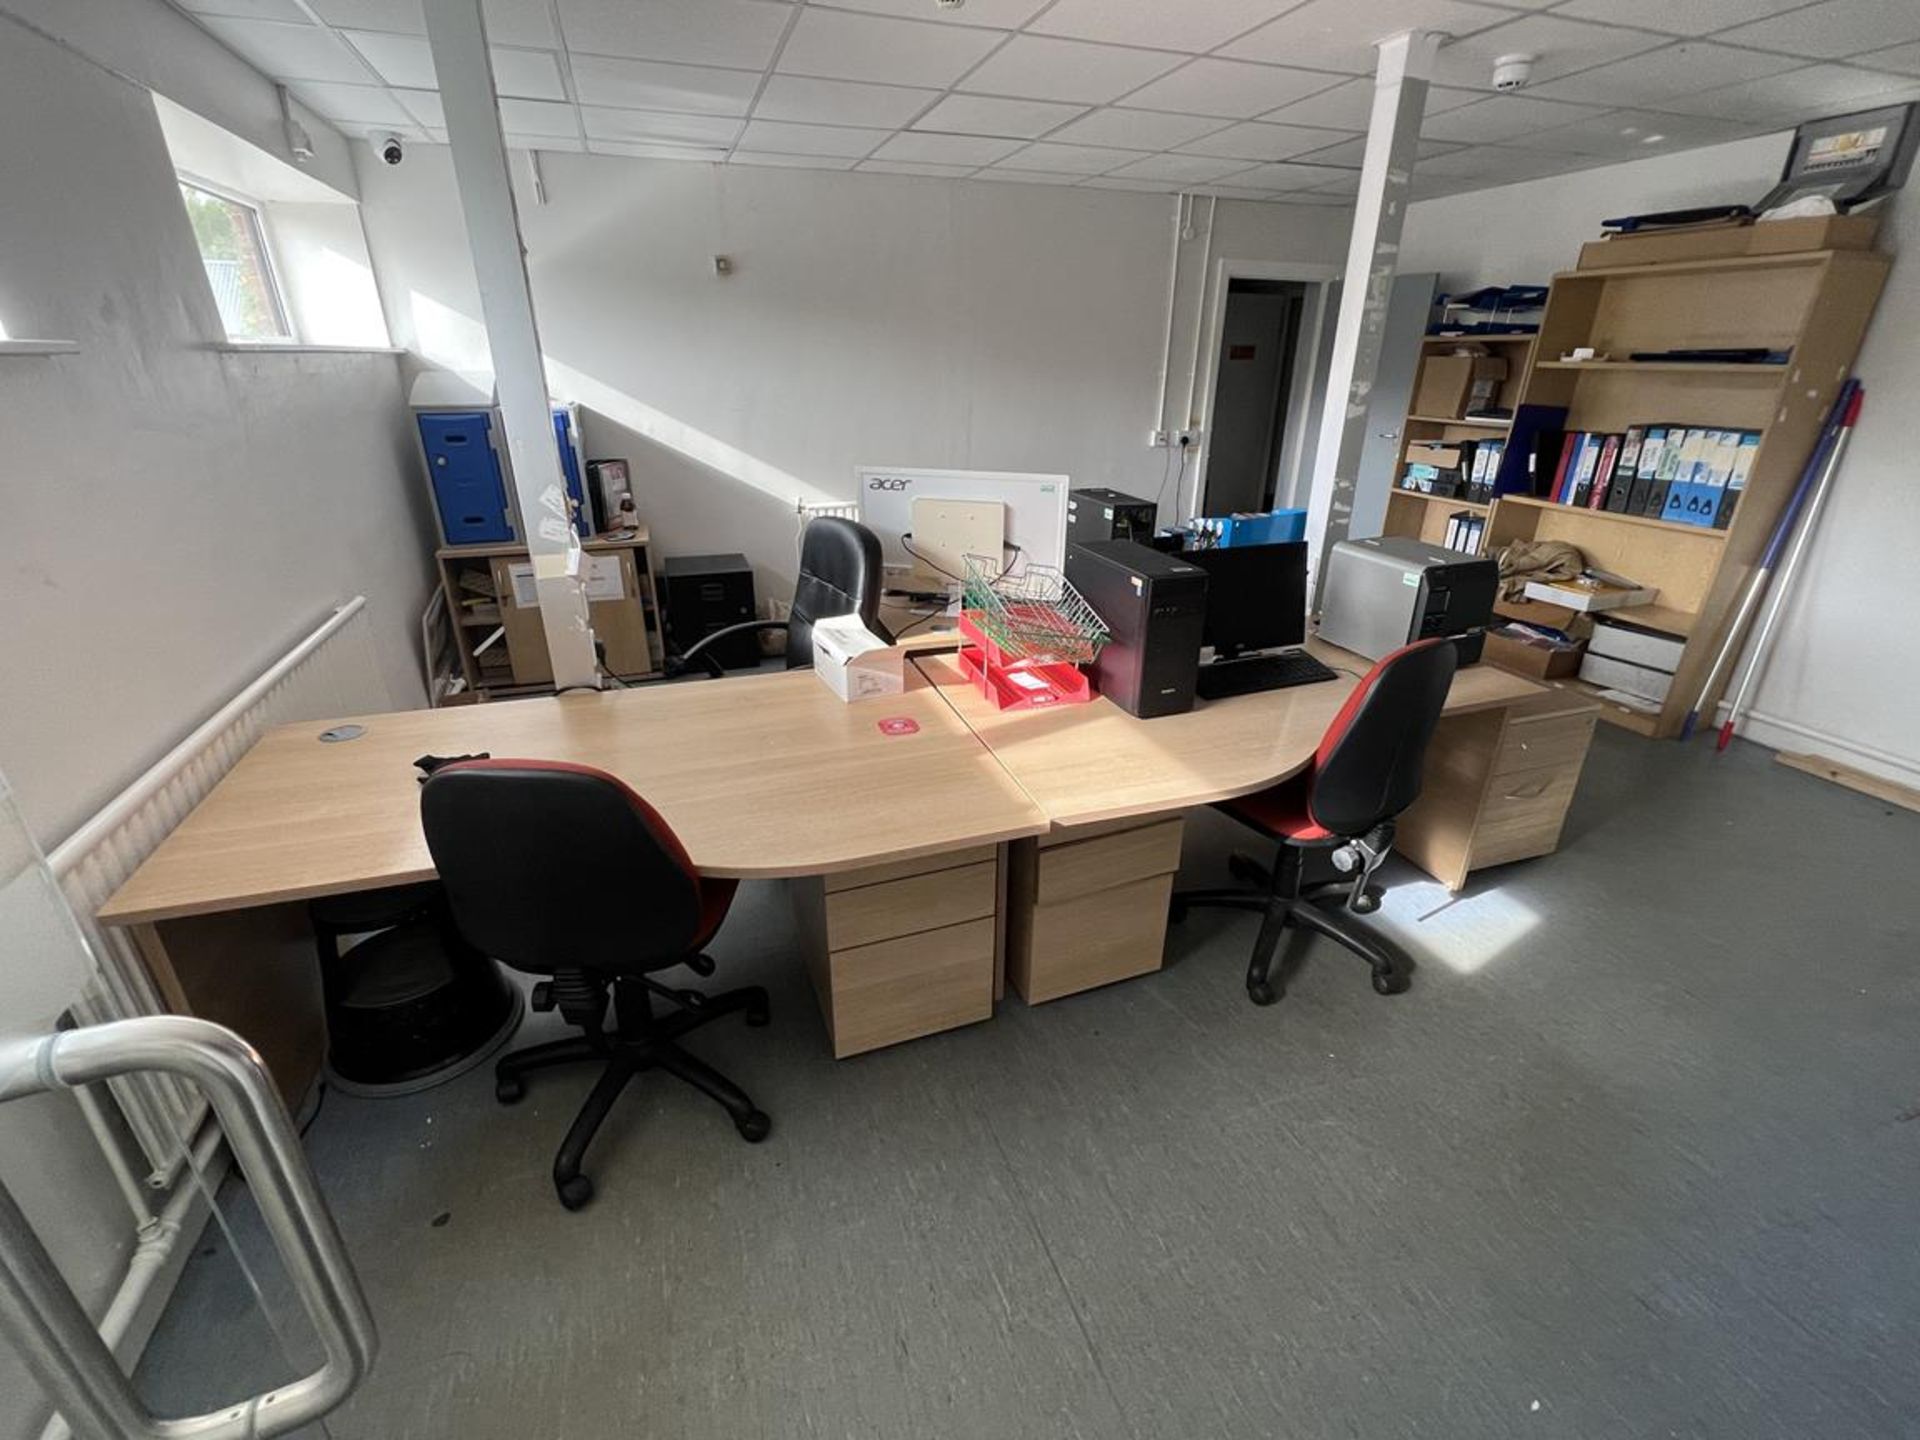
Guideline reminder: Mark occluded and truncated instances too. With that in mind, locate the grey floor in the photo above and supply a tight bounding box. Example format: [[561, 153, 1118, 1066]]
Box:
[[135, 730, 1920, 1440]]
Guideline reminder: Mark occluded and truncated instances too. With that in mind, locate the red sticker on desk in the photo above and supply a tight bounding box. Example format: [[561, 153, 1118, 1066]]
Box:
[[877, 716, 920, 736]]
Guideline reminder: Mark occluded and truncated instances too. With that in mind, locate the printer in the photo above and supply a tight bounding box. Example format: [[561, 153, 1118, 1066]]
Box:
[[1318, 536, 1497, 664]]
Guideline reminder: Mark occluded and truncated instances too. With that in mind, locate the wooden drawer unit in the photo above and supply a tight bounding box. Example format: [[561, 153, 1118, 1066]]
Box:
[[1007, 816, 1184, 1004], [813, 919, 995, 1060], [824, 861, 995, 951], [794, 847, 1002, 1059], [1396, 692, 1598, 891]]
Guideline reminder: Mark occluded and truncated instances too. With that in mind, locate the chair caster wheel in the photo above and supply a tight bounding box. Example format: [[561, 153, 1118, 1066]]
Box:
[[1371, 969, 1409, 996], [1350, 892, 1381, 915], [1246, 981, 1278, 1007], [495, 1076, 525, 1105], [556, 1176, 594, 1211], [734, 1109, 771, 1143]]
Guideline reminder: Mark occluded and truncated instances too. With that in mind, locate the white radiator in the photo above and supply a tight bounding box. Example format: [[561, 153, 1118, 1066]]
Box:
[[47, 598, 391, 1187]]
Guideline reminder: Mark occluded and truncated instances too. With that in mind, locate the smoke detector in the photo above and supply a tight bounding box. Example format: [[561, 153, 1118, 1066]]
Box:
[[935, 0, 966, 9], [1492, 53, 1536, 91]]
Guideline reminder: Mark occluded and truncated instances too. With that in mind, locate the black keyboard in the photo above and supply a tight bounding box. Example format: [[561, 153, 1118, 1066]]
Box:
[[1195, 650, 1340, 701]]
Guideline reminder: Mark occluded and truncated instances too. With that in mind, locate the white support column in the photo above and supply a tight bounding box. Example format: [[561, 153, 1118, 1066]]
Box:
[[1303, 29, 1439, 605], [423, 0, 598, 689]]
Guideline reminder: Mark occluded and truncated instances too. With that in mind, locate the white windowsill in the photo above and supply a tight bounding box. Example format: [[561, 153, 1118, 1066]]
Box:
[[209, 342, 405, 355], [0, 339, 81, 355]]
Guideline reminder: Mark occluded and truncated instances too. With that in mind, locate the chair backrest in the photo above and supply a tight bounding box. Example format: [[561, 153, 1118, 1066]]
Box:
[[786, 516, 885, 668], [419, 759, 706, 975], [1308, 638, 1459, 838]]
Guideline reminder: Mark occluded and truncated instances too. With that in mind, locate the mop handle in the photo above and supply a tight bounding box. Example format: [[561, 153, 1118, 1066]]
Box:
[[1718, 387, 1864, 748]]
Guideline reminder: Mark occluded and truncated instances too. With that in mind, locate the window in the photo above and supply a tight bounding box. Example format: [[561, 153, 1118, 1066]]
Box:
[[178, 180, 292, 342]]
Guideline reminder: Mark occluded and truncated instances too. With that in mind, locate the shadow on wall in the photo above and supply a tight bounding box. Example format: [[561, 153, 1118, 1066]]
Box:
[[404, 288, 834, 604]]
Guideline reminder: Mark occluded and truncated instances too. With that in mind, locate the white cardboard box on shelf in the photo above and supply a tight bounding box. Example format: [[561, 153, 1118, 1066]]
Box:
[[1579, 651, 1673, 704], [812, 614, 907, 702]]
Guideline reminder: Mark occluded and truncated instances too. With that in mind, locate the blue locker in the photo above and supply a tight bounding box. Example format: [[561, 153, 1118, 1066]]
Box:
[[551, 408, 593, 535], [418, 411, 513, 544]]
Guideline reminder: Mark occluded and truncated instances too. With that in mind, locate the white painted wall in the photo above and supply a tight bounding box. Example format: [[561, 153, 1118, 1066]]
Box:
[[0, 15, 435, 1436], [1402, 138, 1920, 786], [355, 149, 1351, 600], [0, 0, 358, 197]]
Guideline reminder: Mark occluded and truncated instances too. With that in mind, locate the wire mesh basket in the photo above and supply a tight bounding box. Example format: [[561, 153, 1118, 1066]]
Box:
[[959, 556, 1109, 666]]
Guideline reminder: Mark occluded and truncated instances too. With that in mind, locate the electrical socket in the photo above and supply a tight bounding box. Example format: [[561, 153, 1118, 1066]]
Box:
[[1148, 429, 1171, 448], [1174, 428, 1200, 448]]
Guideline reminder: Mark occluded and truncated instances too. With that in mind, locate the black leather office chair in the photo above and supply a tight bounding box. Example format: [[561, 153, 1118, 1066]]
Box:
[[670, 516, 889, 677], [1174, 638, 1458, 1006], [419, 759, 771, 1211]]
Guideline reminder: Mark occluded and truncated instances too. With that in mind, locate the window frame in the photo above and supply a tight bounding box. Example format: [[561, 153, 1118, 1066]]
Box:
[[176, 172, 297, 343]]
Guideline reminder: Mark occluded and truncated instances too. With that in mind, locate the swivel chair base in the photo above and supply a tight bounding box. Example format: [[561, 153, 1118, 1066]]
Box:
[[1173, 847, 1414, 1007], [496, 971, 772, 1211]]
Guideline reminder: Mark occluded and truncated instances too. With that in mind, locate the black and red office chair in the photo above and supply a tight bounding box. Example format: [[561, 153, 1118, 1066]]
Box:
[[670, 516, 889, 677], [1174, 638, 1458, 1006], [420, 759, 770, 1211]]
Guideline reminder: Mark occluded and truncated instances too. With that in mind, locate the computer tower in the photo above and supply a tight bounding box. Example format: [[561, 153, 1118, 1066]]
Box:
[[1065, 540, 1208, 719], [1318, 536, 1497, 664], [663, 553, 759, 670], [1066, 488, 1159, 547]]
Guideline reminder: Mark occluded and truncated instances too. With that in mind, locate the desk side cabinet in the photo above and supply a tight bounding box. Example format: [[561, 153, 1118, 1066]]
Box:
[[1395, 690, 1598, 891]]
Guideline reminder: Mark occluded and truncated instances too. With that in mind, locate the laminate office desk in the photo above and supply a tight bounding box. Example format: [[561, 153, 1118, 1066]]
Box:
[[914, 642, 1550, 1002], [97, 644, 1557, 1085], [97, 669, 1048, 1092]]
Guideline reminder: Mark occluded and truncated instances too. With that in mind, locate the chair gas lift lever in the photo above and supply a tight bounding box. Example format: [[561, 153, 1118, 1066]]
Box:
[[1329, 822, 1393, 916]]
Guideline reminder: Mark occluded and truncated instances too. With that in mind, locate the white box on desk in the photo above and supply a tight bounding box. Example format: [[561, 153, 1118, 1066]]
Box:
[[812, 614, 908, 702]]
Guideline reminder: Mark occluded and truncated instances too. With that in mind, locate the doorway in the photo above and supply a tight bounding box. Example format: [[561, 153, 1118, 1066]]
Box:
[[1202, 278, 1313, 517]]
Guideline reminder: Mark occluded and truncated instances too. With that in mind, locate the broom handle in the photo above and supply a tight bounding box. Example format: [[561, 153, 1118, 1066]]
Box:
[[1683, 380, 1857, 737], [1719, 388, 1864, 744]]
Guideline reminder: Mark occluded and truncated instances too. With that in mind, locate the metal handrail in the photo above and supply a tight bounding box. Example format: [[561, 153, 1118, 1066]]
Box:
[[0, 1017, 376, 1440]]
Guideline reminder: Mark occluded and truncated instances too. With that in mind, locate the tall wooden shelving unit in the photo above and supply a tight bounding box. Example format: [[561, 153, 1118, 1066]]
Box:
[[1380, 332, 1536, 550], [1485, 247, 1889, 739]]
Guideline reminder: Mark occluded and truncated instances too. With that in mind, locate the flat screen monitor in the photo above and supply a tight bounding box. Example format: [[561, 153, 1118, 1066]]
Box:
[[1187, 541, 1308, 658]]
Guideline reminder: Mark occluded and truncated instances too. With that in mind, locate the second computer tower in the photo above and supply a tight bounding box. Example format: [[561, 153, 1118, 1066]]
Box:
[[1318, 536, 1497, 664], [1066, 488, 1159, 546], [1065, 540, 1208, 718]]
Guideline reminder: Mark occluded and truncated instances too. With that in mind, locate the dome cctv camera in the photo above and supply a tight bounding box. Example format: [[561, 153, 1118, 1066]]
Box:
[[373, 131, 405, 166], [1492, 53, 1535, 91]]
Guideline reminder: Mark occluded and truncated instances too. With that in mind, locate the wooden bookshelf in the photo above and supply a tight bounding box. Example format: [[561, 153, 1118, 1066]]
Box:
[[1381, 331, 1538, 551], [1486, 247, 1890, 740]]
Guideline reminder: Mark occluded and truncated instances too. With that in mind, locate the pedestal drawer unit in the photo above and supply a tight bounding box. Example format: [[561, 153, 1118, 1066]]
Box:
[[1007, 816, 1184, 1003], [791, 847, 999, 1058]]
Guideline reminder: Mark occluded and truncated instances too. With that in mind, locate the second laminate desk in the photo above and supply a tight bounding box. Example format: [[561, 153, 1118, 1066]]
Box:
[[913, 643, 1549, 1001], [98, 647, 1548, 1083]]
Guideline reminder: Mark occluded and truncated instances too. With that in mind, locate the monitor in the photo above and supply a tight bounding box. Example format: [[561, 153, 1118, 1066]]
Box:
[[1186, 541, 1308, 658]]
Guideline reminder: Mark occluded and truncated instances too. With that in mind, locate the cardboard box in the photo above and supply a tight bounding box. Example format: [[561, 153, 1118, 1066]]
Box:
[[1413, 355, 1506, 419], [1484, 628, 1585, 680], [1579, 651, 1673, 703], [1588, 618, 1686, 672], [1578, 213, 1880, 270], [812, 614, 908, 702]]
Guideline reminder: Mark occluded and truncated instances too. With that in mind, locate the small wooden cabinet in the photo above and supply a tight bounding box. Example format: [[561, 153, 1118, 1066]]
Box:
[[1395, 690, 1599, 891], [791, 847, 1000, 1058], [436, 532, 665, 699], [1006, 815, 1184, 1004]]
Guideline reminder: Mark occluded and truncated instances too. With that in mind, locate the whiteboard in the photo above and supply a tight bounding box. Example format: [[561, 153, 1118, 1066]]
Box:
[[856, 467, 1070, 582]]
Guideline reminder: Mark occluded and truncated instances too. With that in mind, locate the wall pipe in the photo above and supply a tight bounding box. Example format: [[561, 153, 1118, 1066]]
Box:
[[1152, 194, 1186, 440]]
